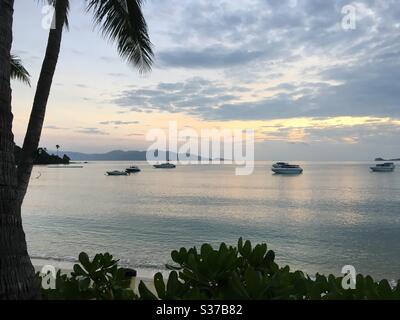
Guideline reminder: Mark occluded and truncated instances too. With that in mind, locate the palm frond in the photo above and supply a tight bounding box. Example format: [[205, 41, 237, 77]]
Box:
[[10, 55, 31, 86], [87, 0, 154, 73]]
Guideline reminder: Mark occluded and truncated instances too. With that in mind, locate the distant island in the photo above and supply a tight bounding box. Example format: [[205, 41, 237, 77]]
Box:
[[375, 157, 400, 161], [58, 150, 215, 162], [15, 146, 70, 165], [61, 150, 149, 161]]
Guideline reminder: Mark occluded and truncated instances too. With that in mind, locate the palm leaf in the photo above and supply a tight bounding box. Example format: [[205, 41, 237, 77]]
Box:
[[10, 55, 31, 86], [86, 0, 154, 73]]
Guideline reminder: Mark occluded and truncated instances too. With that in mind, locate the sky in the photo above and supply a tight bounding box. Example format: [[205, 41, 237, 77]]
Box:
[[10, 0, 400, 160]]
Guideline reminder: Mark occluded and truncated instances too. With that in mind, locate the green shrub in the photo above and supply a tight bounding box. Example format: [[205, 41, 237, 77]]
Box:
[[37, 252, 135, 300], [138, 238, 400, 300], [37, 239, 400, 300]]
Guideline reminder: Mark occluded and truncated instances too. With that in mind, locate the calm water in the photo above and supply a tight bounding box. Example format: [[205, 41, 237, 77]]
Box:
[[23, 161, 400, 280]]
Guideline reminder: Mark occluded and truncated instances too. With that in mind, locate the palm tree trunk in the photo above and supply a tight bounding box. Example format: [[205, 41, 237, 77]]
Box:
[[17, 0, 69, 199], [0, 0, 39, 299]]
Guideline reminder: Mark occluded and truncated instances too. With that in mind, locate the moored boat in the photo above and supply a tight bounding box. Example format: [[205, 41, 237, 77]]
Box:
[[272, 162, 303, 174], [106, 170, 128, 176], [370, 162, 395, 172], [153, 163, 176, 169]]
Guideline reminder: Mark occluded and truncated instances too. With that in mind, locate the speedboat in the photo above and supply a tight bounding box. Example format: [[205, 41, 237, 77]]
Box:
[[106, 170, 128, 176], [153, 163, 176, 169], [125, 166, 141, 173], [370, 162, 395, 172], [272, 162, 303, 174]]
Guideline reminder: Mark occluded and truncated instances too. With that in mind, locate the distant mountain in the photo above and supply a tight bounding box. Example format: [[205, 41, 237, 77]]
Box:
[[60, 150, 208, 161], [63, 150, 147, 161]]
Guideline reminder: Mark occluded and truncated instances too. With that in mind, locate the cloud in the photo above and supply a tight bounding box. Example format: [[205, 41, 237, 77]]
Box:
[[113, 57, 400, 121], [99, 121, 139, 125], [108, 72, 128, 77], [71, 49, 84, 55], [303, 122, 400, 145], [127, 133, 144, 137], [99, 56, 116, 63], [158, 46, 267, 68], [107, 0, 400, 122], [113, 77, 246, 114], [44, 125, 68, 130], [260, 120, 400, 146], [76, 128, 109, 135], [11, 0, 400, 159], [133, 0, 400, 120]]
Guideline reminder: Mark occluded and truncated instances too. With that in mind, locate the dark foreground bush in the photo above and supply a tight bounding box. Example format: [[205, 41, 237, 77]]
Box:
[[138, 238, 400, 300], [38, 238, 400, 300], [38, 252, 135, 300]]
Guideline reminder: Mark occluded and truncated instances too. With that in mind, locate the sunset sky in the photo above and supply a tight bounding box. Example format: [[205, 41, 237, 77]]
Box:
[[10, 0, 400, 160]]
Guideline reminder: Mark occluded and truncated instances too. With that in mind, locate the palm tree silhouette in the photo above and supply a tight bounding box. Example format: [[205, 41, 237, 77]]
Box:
[[0, 0, 153, 299], [0, 0, 39, 299], [17, 0, 154, 200]]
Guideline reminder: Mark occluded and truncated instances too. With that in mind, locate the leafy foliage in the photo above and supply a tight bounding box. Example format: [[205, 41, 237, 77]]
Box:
[[14, 146, 70, 165], [10, 55, 31, 86], [139, 238, 400, 300], [86, 0, 153, 72], [40, 0, 153, 72], [38, 252, 135, 300], [37, 240, 400, 300]]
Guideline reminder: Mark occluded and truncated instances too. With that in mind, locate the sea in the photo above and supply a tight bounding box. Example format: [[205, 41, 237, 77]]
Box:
[[23, 161, 400, 281]]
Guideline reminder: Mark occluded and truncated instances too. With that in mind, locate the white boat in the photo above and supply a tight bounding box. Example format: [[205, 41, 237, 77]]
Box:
[[153, 163, 176, 169], [272, 162, 303, 174], [370, 162, 395, 172], [106, 171, 128, 176]]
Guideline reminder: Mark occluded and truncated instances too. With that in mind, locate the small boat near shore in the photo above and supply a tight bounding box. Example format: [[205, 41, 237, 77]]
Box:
[[153, 163, 176, 169], [106, 171, 128, 176], [370, 162, 395, 172], [272, 162, 303, 175]]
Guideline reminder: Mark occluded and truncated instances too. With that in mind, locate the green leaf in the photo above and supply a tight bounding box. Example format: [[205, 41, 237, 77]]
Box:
[[201, 244, 213, 257], [171, 250, 180, 263], [73, 264, 88, 277], [238, 238, 243, 252], [245, 267, 262, 298], [241, 240, 252, 258], [79, 252, 91, 272], [138, 281, 158, 300], [166, 272, 181, 297], [154, 273, 166, 299]]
